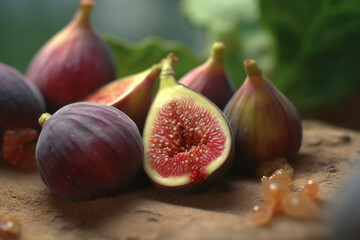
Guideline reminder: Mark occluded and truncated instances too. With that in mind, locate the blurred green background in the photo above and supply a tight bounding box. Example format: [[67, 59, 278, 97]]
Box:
[[1, 0, 360, 127]]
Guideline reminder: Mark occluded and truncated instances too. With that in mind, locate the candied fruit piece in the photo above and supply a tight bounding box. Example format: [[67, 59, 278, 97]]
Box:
[[281, 192, 319, 219], [2, 128, 38, 169], [261, 169, 293, 188], [0, 215, 21, 239], [299, 180, 320, 201], [256, 157, 294, 178], [252, 203, 275, 227], [264, 182, 291, 213]]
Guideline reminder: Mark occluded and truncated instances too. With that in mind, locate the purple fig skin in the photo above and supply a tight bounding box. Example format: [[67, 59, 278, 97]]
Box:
[[26, 0, 117, 111], [179, 42, 235, 110], [0, 62, 46, 133], [224, 60, 302, 172], [36, 102, 143, 201]]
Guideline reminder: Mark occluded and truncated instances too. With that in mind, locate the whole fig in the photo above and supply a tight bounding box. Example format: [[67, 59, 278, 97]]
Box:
[[179, 42, 235, 110], [224, 59, 302, 172], [36, 102, 143, 200], [26, 0, 116, 111], [0, 63, 45, 132]]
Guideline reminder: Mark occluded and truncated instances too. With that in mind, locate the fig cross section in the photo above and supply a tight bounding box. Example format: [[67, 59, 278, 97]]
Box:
[[143, 56, 233, 191]]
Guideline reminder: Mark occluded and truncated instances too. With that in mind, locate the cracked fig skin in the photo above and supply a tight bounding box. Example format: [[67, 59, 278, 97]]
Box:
[[26, 0, 116, 111], [142, 55, 234, 192], [224, 59, 302, 172]]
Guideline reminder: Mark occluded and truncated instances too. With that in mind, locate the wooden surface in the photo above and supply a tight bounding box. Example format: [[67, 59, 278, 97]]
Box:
[[0, 120, 359, 240]]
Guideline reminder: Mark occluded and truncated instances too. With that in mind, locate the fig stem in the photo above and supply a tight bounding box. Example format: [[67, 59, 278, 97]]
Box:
[[73, 0, 95, 26], [210, 42, 225, 63], [244, 59, 262, 76], [159, 54, 177, 89], [39, 113, 52, 127]]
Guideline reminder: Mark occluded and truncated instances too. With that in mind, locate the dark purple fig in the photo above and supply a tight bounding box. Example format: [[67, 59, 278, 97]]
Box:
[[224, 59, 302, 172], [179, 42, 235, 110], [0, 63, 46, 132], [0, 63, 45, 169], [36, 102, 143, 200], [26, 0, 117, 111], [142, 55, 234, 192]]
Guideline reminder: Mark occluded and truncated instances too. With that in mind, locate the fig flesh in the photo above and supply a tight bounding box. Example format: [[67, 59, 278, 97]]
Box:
[[143, 55, 234, 192], [36, 102, 143, 200], [179, 42, 235, 110], [224, 59, 302, 172], [84, 63, 161, 131], [26, 0, 117, 111]]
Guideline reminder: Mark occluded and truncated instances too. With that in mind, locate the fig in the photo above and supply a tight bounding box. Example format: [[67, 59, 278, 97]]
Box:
[[0, 63, 45, 168], [84, 63, 162, 131], [224, 59, 302, 172], [142, 54, 234, 192], [26, 0, 117, 111], [36, 102, 143, 200], [0, 63, 45, 132], [179, 42, 235, 110]]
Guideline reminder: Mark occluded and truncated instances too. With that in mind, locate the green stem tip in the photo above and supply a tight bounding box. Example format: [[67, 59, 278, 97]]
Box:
[[210, 42, 225, 62], [244, 59, 262, 76], [39, 113, 52, 127], [160, 53, 178, 77], [73, 0, 94, 26]]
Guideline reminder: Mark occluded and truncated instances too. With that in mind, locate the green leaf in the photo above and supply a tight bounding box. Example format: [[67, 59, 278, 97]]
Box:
[[104, 35, 200, 79], [181, 0, 275, 88], [260, 0, 360, 109]]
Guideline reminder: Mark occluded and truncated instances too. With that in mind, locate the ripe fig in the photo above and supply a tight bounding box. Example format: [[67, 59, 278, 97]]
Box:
[[179, 42, 235, 110], [26, 0, 117, 111], [0, 63, 45, 132], [36, 102, 143, 201], [142, 54, 234, 192], [224, 59, 302, 172], [0, 62, 45, 169], [84, 63, 162, 131]]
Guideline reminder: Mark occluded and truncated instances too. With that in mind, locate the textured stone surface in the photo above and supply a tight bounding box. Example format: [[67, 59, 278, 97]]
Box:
[[0, 120, 359, 240]]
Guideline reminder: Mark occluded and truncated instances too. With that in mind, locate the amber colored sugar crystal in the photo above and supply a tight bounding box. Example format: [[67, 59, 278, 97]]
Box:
[[299, 180, 320, 201], [261, 169, 293, 188], [2, 128, 38, 170], [0, 215, 21, 239], [252, 203, 275, 227], [256, 157, 294, 178], [281, 193, 319, 219], [253, 166, 320, 226]]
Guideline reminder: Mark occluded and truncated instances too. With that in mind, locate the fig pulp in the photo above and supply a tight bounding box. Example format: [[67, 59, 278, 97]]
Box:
[[36, 102, 143, 200], [84, 63, 162, 131], [224, 60, 302, 172], [142, 55, 234, 192], [26, 0, 117, 111], [179, 42, 235, 110]]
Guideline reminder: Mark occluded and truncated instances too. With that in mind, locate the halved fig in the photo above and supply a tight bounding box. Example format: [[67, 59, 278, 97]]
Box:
[[142, 54, 234, 192], [84, 63, 161, 131]]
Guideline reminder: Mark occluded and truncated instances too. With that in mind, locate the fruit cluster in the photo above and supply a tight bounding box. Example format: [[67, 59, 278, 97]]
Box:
[[253, 168, 320, 226], [0, 0, 304, 202]]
